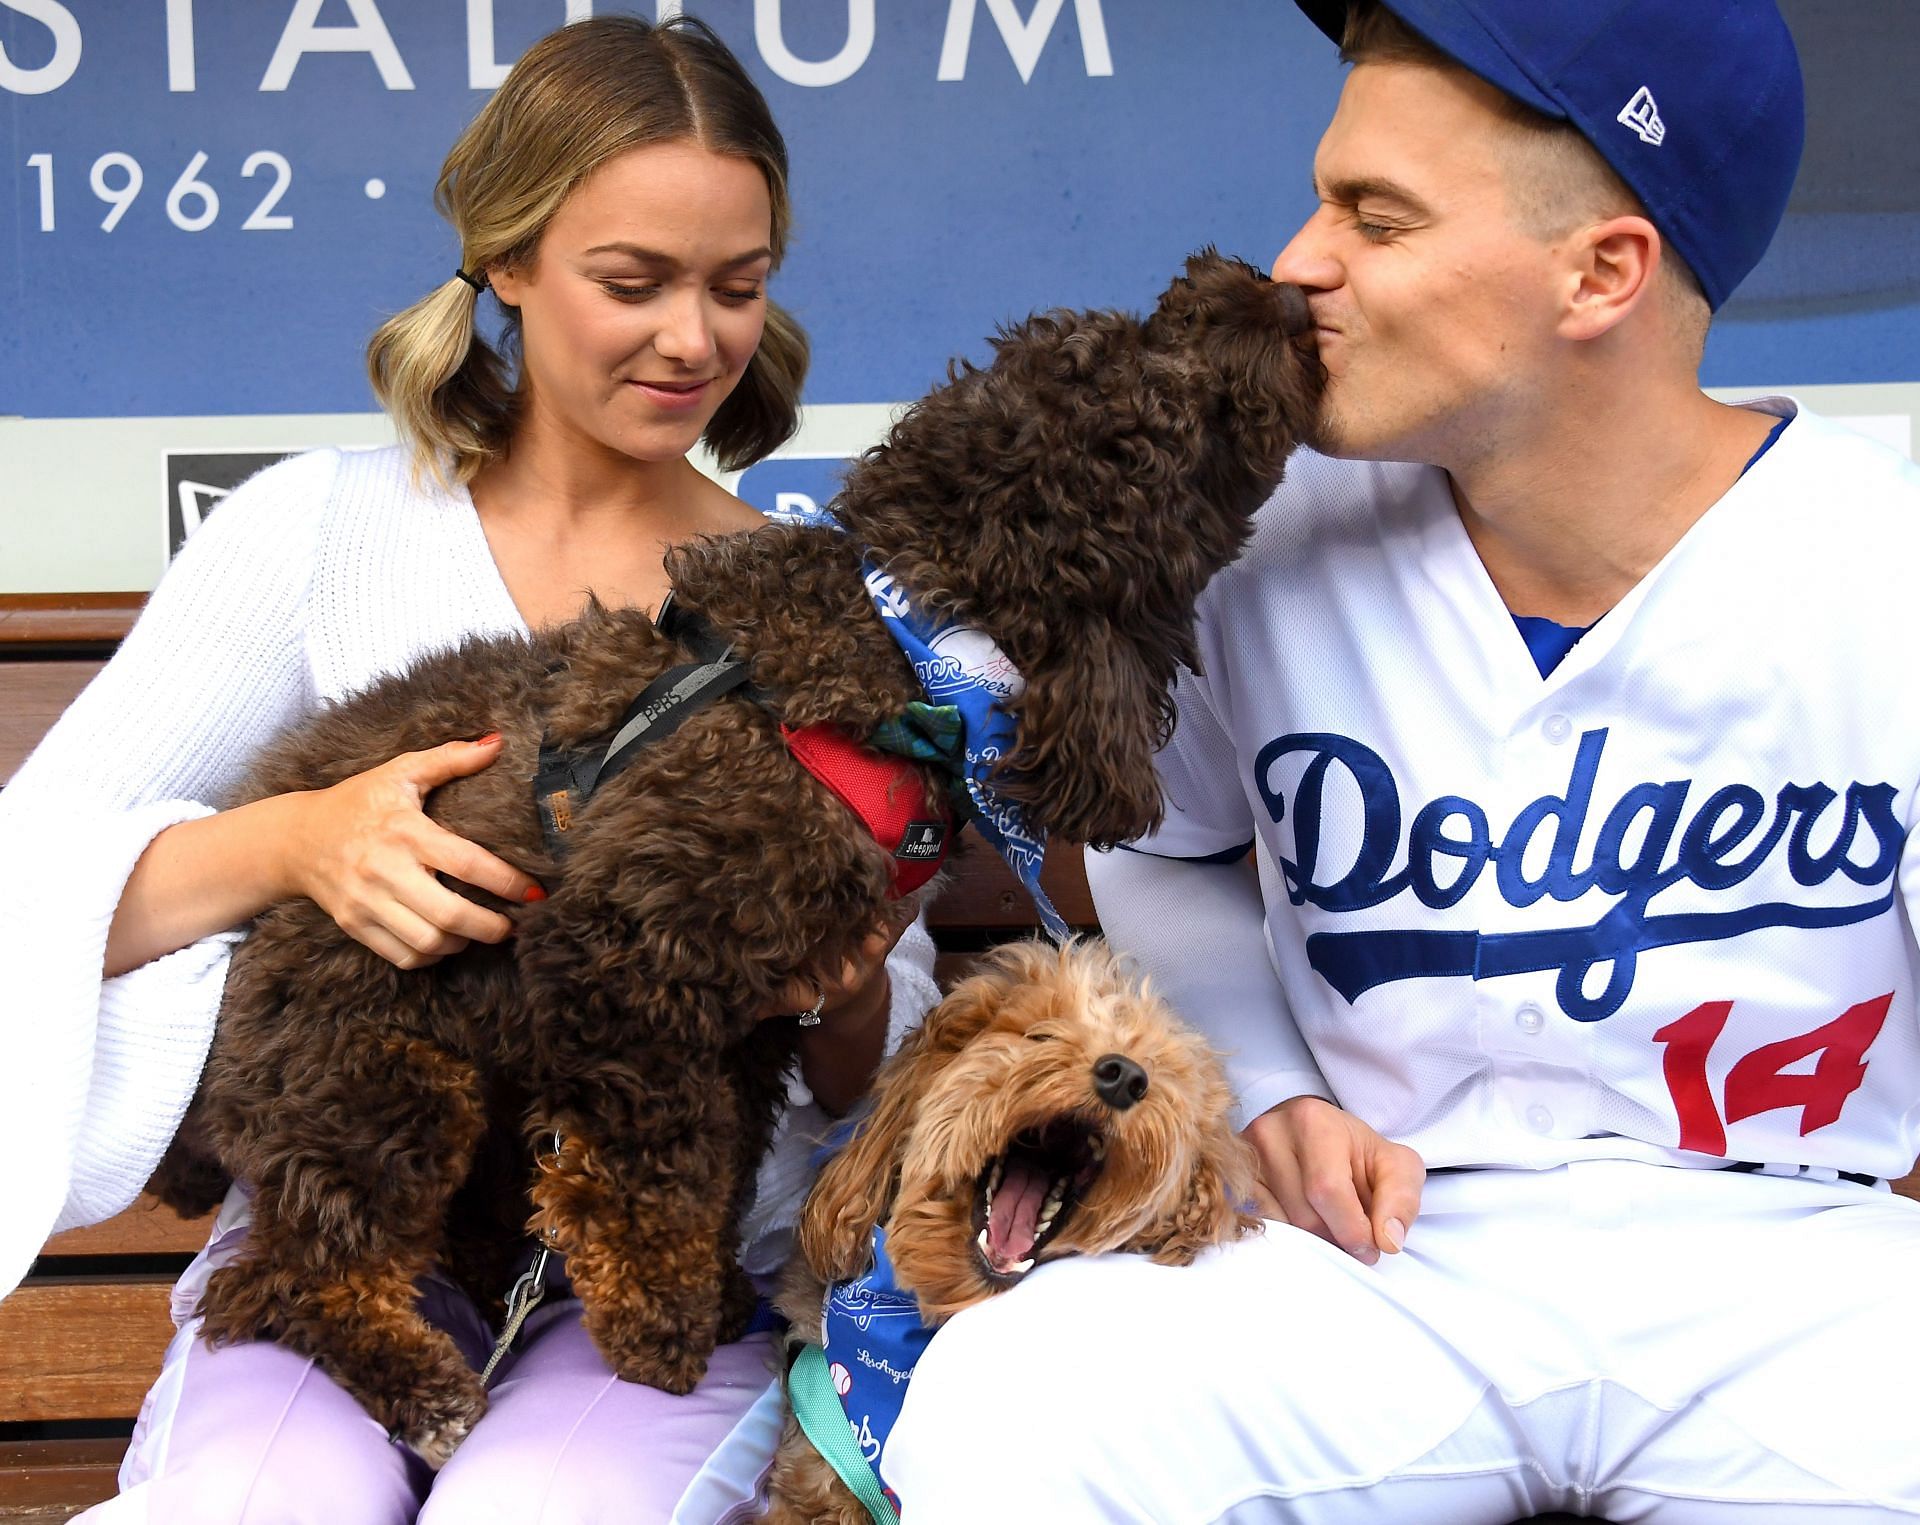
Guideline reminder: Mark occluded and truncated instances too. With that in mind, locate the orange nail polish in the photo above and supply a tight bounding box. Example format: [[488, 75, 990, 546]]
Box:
[[474, 731, 502, 746], [524, 885, 548, 903]]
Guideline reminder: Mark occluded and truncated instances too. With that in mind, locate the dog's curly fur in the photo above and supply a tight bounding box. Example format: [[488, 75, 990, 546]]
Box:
[[764, 938, 1260, 1524], [148, 250, 1320, 1464]]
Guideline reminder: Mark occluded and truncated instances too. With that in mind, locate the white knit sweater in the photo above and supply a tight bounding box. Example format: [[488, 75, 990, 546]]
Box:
[[0, 445, 940, 1296]]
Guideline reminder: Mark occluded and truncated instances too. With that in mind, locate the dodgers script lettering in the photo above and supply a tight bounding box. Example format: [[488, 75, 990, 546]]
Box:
[[1254, 727, 1904, 1021]]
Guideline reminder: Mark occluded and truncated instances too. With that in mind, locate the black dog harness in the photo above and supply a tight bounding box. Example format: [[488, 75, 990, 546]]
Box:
[[532, 599, 954, 885], [533, 598, 750, 858]]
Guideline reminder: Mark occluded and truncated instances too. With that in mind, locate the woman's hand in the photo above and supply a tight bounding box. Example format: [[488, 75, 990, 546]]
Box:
[[1244, 1095, 1426, 1266], [767, 904, 919, 1115], [761, 906, 911, 1026], [287, 733, 545, 969]]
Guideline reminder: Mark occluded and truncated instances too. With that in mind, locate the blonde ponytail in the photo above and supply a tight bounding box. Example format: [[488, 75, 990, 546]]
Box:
[[365, 274, 516, 488]]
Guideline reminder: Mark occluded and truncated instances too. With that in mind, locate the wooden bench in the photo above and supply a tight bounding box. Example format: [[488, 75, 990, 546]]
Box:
[[3, 599, 1916, 1523], [0, 611, 193, 1521]]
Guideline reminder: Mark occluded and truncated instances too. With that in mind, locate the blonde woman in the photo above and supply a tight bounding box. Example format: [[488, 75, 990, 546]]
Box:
[[0, 17, 938, 1522]]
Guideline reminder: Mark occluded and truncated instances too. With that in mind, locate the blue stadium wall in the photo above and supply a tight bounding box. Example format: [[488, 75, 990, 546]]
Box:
[[2, 0, 1914, 590]]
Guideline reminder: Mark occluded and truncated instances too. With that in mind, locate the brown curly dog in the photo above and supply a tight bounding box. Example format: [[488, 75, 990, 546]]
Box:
[[149, 249, 1320, 1464], [764, 938, 1260, 1524]]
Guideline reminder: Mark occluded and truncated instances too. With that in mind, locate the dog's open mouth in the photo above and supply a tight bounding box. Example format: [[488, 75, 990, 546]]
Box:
[[971, 1115, 1108, 1284]]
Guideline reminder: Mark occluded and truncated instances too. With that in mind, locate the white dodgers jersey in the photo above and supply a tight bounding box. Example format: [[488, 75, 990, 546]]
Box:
[[1133, 399, 1920, 1181]]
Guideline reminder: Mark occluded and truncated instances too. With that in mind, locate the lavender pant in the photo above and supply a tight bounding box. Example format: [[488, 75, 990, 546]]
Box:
[[77, 1190, 783, 1525]]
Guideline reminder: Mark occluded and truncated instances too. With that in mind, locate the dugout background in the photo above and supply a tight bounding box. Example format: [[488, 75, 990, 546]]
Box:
[[2, 0, 1915, 595]]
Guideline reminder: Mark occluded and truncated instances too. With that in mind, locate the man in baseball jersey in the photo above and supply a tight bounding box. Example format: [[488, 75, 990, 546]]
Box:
[[885, 2, 1920, 1520]]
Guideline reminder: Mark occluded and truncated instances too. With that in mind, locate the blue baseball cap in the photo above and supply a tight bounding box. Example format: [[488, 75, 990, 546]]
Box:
[[1292, 1, 1805, 310]]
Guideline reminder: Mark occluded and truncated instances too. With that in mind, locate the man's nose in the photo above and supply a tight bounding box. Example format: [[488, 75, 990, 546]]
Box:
[[1271, 206, 1341, 293]]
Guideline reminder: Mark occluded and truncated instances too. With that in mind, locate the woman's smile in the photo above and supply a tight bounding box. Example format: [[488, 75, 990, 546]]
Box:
[[627, 376, 715, 411]]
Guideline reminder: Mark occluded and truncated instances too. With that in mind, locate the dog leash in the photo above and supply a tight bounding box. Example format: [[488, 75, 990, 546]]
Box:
[[478, 1243, 552, 1388], [786, 1342, 902, 1524], [477, 1130, 567, 1389]]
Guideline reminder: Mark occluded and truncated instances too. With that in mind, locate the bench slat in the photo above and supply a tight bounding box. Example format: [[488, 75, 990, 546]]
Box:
[[0, 594, 142, 648], [41, 1197, 212, 1258], [0, 1440, 126, 1523], [925, 844, 1096, 933], [0, 1280, 176, 1423], [0, 660, 103, 783]]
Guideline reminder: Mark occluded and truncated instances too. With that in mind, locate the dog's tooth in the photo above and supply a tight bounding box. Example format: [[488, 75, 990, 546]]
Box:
[[1011, 1257, 1034, 1274], [988, 1160, 1004, 1199], [976, 1229, 990, 1257]]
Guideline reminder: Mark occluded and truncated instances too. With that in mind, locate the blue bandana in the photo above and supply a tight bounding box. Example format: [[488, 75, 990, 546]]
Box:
[[820, 1226, 936, 1508], [760, 499, 1068, 939]]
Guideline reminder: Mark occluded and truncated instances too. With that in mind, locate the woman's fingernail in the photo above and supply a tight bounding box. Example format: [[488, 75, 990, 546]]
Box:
[[474, 731, 502, 746], [1383, 1218, 1407, 1252], [524, 884, 548, 903]]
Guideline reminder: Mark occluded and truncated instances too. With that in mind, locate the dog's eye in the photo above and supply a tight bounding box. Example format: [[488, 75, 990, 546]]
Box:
[[1024, 1032, 1056, 1044]]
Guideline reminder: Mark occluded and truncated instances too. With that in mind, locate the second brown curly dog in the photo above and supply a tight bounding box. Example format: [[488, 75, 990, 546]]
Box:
[[150, 249, 1321, 1465]]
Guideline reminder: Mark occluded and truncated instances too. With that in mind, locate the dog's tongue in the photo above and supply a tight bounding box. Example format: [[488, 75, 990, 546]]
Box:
[[987, 1156, 1049, 1270]]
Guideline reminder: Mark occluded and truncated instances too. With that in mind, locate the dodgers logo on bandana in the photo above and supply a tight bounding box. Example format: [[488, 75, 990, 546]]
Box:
[[822, 1227, 935, 1503], [921, 624, 1023, 705]]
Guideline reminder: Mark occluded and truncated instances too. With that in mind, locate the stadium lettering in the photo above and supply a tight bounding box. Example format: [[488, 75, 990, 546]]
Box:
[[2, 0, 1117, 96]]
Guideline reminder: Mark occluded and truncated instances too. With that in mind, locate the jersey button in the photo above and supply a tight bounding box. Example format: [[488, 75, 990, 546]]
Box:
[[1542, 714, 1573, 744], [1515, 1004, 1545, 1034], [1525, 1104, 1555, 1134]]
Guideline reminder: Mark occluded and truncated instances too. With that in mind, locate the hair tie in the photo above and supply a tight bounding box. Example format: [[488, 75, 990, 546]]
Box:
[[454, 267, 488, 294]]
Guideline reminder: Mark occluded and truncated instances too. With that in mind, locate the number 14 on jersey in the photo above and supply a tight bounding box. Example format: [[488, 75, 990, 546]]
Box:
[[1654, 994, 1891, 1157]]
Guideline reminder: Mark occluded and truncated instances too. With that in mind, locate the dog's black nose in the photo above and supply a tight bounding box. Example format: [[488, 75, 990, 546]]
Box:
[[1093, 1054, 1149, 1110], [1274, 281, 1312, 338]]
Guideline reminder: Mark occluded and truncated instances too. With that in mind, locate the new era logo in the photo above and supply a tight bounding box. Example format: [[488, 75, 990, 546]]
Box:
[[895, 821, 948, 860], [1617, 85, 1665, 146]]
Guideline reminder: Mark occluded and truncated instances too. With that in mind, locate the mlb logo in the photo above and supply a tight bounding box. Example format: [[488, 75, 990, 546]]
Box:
[[895, 820, 948, 860]]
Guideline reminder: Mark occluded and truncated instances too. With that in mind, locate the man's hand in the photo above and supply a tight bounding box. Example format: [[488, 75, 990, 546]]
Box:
[[1244, 1096, 1425, 1266]]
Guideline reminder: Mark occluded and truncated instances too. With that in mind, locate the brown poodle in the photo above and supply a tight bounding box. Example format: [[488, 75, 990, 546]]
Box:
[[149, 249, 1320, 1465], [764, 938, 1260, 1524]]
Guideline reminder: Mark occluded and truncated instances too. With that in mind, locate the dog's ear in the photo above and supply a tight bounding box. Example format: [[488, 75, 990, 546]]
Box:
[[799, 968, 1014, 1280], [1143, 1131, 1262, 1267], [996, 617, 1173, 849], [800, 1069, 921, 1282]]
